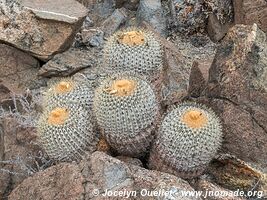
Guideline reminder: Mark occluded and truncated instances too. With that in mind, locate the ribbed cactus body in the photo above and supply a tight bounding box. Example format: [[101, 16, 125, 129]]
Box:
[[37, 104, 98, 161], [93, 74, 159, 156], [103, 28, 163, 83], [44, 78, 94, 109], [149, 102, 223, 178]]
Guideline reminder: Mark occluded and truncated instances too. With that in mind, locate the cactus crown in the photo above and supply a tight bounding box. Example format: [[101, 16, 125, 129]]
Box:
[[104, 79, 136, 96], [117, 31, 145, 46], [47, 107, 69, 126], [182, 109, 208, 129], [54, 81, 74, 94]]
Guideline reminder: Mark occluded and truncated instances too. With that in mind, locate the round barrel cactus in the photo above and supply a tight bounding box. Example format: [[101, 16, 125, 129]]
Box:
[[93, 73, 159, 157], [102, 28, 163, 84], [37, 104, 98, 161], [149, 102, 223, 178]]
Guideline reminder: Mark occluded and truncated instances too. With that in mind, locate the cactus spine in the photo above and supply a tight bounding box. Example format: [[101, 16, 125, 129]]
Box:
[[102, 28, 163, 85], [44, 78, 94, 109], [93, 73, 159, 157], [37, 104, 98, 161], [149, 102, 223, 178]]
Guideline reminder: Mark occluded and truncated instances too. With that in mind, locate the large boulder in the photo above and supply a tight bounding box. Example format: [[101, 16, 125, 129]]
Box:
[[0, 0, 87, 61], [205, 24, 267, 168], [9, 152, 201, 200]]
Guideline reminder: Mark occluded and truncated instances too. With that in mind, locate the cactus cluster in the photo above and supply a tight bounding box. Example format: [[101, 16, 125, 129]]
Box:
[[149, 102, 223, 178], [37, 26, 223, 178], [93, 73, 159, 156], [38, 79, 98, 161], [102, 28, 163, 84]]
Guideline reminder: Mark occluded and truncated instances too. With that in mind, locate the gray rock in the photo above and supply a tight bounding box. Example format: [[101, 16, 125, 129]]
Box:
[[87, 0, 116, 26], [207, 13, 234, 42], [0, 0, 87, 61], [21, 0, 87, 24], [137, 0, 167, 36], [101, 8, 128, 37], [38, 48, 97, 77], [116, 0, 140, 11], [170, 0, 206, 35]]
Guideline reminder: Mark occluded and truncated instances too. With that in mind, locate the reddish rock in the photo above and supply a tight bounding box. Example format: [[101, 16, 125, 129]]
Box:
[[0, 44, 40, 93], [81, 151, 200, 200], [0, 0, 87, 61], [0, 118, 42, 199], [161, 39, 191, 106], [8, 163, 84, 200], [206, 24, 267, 167], [194, 178, 246, 200], [208, 154, 267, 198], [234, 0, 267, 33]]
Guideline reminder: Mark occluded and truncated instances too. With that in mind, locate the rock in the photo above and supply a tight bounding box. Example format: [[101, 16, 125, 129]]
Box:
[[0, 44, 40, 93], [234, 0, 267, 33], [205, 24, 267, 168], [170, 0, 206, 35], [87, 0, 116, 26], [162, 42, 191, 105], [116, 0, 140, 11], [81, 151, 200, 200], [208, 154, 267, 199], [207, 14, 234, 42], [38, 48, 97, 77], [188, 62, 206, 98], [0, 0, 87, 61], [101, 8, 128, 37], [0, 117, 43, 199], [116, 156, 143, 167], [137, 0, 167, 36], [9, 151, 201, 199], [194, 177, 247, 200], [8, 163, 84, 200], [0, 123, 3, 161]]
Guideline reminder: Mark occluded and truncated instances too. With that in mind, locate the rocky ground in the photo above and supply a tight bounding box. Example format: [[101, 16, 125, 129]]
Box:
[[0, 0, 267, 199]]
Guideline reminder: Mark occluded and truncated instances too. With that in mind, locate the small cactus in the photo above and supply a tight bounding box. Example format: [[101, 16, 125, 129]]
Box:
[[93, 73, 159, 157], [149, 102, 223, 179], [44, 78, 94, 109], [103, 28, 163, 84], [37, 104, 98, 161]]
